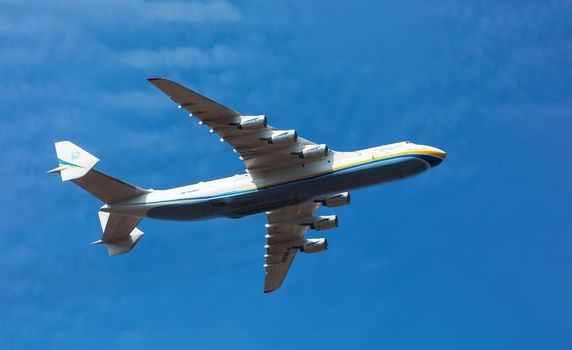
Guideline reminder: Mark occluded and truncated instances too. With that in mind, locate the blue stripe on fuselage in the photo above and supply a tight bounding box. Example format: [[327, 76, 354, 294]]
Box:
[[130, 153, 441, 207]]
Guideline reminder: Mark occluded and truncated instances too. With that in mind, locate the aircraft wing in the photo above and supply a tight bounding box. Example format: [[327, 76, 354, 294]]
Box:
[[264, 202, 321, 293], [147, 78, 322, 177]]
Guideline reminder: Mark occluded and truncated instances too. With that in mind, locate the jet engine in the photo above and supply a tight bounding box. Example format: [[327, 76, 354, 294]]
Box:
[[268, 130, 298, 145], [300, 238, 328, 254], [236, 115, 267, 130], [319, 192, 351, 208], [300, 144, 329, 160], [311, 215, 338, 231]]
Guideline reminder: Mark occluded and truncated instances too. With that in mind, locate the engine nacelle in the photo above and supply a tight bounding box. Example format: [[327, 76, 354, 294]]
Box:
[[300, 238, 328, 254], [237, 115, 267, 130], [300, 144, 329, 160], [320, 192, 351, 208], [311, 215, 338, 231], [269, 130, 297, 145]]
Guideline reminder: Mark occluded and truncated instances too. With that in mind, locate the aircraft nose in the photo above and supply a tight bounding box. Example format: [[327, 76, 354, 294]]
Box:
[[435, 148, 446, 160], [429, 147, 446, 167]]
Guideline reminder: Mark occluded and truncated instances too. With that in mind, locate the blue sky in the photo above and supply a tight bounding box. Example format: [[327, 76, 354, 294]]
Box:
[[1, 0, 571, 348]]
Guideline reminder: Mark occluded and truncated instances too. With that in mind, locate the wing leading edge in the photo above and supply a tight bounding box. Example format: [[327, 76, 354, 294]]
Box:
[[147, 78, 321, 177]]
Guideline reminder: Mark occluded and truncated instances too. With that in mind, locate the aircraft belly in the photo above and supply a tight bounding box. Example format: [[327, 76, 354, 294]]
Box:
[[145, 201, 226, 221], [226, 157, 428, 217], [146, 156, 428, 221], [313, 156, 428, 193]]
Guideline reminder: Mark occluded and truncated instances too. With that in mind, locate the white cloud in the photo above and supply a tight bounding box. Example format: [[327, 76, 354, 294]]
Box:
[[0, 47, 47, 65], [0, 1, 240, 38], [118, 46, 236, 69], [139, 1, 241, 24]]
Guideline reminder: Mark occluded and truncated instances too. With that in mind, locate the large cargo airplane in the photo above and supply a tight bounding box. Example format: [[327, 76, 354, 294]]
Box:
[[49, 78, 446, 293]]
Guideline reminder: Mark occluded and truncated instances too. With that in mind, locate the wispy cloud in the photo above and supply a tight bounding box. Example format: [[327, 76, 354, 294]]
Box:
[[118, 46, 236, 69], [139, 1, 241, 24], [0, 47, 47, 65], [0, 1, 240, 36]]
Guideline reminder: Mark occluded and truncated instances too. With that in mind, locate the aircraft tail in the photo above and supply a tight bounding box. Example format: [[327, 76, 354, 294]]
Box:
[[49, 141, 148, 255], [49, 141, 148, 203], [49, 141, 100, 181]]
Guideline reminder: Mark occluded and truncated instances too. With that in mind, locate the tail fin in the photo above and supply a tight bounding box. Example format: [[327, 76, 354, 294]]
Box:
[[49, 141, 148, 203], [49, 141, 100, 181]]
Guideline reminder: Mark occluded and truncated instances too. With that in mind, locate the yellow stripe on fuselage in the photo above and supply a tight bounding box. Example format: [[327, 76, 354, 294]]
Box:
[[143, 148, 444, 206], [251, 148, 444, 190]]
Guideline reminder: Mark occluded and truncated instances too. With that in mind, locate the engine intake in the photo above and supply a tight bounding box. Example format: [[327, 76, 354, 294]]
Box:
[[300, 238, 328, 254], [267, 130, 298, 145], [299, 144, 329, 160], [311, 215, 338, 231], [318, 192, 351, 208], [236, 115, 267, 130]]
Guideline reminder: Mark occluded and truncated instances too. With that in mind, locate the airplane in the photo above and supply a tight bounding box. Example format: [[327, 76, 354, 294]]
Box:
[[49, 78, 446, 293]]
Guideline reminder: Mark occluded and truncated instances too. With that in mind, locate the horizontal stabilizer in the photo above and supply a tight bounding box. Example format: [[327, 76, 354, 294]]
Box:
[[96, 211, 144, 255], [97, 228, 144, 256]]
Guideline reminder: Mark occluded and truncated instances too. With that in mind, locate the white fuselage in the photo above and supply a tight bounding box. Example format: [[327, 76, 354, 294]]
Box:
[[102, 142, 446, 221]]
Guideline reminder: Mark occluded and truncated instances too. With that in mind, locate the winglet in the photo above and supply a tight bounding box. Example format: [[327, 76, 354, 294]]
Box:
[[147, 77, 163, 81]]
